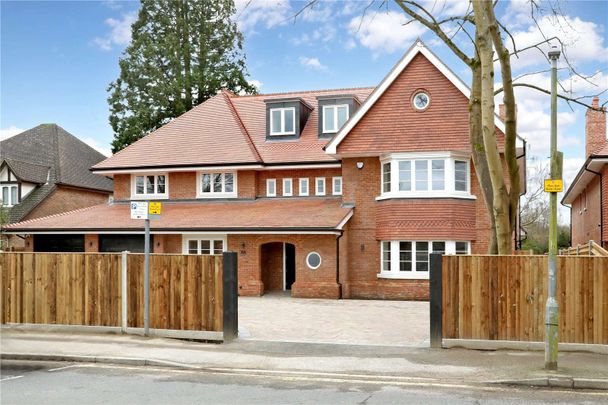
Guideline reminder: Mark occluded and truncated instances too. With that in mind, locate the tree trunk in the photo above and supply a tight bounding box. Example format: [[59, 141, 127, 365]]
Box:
[[470, 60, 498, 254], [181, 0, 192, 110], [473, 0, 512, 254], [485, 1, 520, 240]]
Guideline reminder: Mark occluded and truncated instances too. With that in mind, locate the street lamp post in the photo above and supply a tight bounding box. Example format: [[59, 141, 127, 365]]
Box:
[[545, 45, 561, 370]]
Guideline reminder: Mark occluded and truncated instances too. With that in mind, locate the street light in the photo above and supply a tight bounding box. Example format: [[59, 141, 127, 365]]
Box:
[[545, 45, 561, 370]]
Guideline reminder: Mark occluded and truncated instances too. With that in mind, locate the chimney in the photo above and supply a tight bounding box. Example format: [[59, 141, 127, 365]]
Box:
[[498, 103, 517, 122], [586, 97, 607, 158]]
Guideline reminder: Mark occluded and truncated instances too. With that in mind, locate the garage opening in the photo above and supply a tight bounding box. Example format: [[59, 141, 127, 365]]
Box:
[[99, 235, 152, 253], [260, 242, 296, 294], [34, 234, 84, 252]]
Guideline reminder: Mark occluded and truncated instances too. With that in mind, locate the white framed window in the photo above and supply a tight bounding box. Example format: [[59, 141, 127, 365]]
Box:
[[322, 104, 349, 133], [379, 240, 470, 279], [197, 172, 237, 198], [315, 177, 326, 196], [267, 178, 276, 197], [283, 178, 293, 196], [332, 176, 342, 195], [132, 174, 168, 199], [1, 185, 18, 206], [306, 252, 322, 270], [299, 178, 309, 196], [270, 107, 296, 135], [183, 235, 226, 255], [378, 152, 473, 200]]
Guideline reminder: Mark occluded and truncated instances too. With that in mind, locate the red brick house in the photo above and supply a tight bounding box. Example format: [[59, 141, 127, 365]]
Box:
[[1, 124, 113, 250], [3, 41, 523, 299], [562, 97, 608, 248]]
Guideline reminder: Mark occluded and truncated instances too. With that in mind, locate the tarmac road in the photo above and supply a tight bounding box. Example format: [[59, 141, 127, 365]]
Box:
[[1, 360, 606, 405]]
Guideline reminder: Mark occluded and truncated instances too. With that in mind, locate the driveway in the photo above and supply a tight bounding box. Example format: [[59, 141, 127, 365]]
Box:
[[238, 294, 429, 347]]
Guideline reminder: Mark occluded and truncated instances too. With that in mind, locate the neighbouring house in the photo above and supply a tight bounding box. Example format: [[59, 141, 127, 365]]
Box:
[[3, 41, 525, 299], [0, 124, 113, 250], [562, 97, 608, 248]]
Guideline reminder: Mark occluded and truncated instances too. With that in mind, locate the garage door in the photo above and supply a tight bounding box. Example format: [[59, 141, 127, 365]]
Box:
[[34, 234, 84, 252], [99, 235, 152, 253]]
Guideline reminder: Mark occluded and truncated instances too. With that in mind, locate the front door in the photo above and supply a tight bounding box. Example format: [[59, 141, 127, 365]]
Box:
[[284, 243, 296, 290]]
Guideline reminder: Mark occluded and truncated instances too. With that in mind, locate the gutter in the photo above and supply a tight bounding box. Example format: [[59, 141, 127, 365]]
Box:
[[335, 230, 344, 299]]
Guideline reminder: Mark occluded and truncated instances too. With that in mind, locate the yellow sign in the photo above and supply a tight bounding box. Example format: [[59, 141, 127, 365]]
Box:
[[544, 179, 563, 193], [148, 202, 162, 215]]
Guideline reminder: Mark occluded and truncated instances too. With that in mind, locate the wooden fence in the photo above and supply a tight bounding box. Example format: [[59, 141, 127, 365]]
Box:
[[560, 240, 608, 257], [0, 252, 238, 341], [431, 255, 608, 347]]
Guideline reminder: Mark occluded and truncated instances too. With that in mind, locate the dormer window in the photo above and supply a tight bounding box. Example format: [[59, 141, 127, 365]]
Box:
[[270, 107, 296, 136], [1, 185, 18, 206], [322, 105, 349, 133]]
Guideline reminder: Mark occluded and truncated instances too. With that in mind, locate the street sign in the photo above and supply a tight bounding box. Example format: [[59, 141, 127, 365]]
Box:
[[544, 179, 563, 193], [130, 201, 149, 219], [149, 202, 162, 215]]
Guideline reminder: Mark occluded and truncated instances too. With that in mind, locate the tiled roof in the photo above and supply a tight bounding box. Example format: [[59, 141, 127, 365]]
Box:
[[0, 124, 113, 192], [93, 87, 374, 170], [1, 124, 113, 222], [3, 198, 353, 232], [2, 159, 49, 184]]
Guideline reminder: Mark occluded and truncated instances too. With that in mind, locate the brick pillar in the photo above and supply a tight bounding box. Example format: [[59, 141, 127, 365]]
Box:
[[85, 234, 99, 252], [586, 97, 607, 158], [24, 235, 34, 252], [154, 234, 165, 253]]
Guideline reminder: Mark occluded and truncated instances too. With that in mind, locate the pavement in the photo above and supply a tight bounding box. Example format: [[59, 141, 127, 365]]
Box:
[[1, 328, 607, 391]]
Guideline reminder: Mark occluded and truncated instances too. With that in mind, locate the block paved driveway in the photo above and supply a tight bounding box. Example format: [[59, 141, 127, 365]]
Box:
[[238, 294, 430, 347]]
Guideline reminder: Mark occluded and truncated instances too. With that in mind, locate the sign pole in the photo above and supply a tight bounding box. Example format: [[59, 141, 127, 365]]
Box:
[[545, 45, 561, 370], [144, 217, 150, 337]]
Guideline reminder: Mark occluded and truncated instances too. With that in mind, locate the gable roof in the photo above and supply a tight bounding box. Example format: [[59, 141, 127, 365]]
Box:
[[562, 151, 608, 205], [325, 39, 516, 155], [0, 124, 113, 222], [2, 159, 49, 184]]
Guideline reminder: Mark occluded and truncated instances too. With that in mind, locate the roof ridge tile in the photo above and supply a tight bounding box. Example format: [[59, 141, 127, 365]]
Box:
[[221, 90, 263, 162]]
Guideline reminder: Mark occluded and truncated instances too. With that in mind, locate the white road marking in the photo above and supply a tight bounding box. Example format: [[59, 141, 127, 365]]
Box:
[[47, 364, 80, 372], [74, 363, 608, 397], [0, 375, 24, 382]]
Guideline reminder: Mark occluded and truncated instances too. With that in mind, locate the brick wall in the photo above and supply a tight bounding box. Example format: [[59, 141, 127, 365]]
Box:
[[260, 242, 284, 291], [153, 234, 182, 253], [255, 168, 342, 197], [603, 166, 608, 246], [571, 175, 602, 246], [585, 98, 607, 158], [113, 174, 130, 200], [227, 234, 340, 299], [24, 186, 110, 221], [85, 234, 99, 252]]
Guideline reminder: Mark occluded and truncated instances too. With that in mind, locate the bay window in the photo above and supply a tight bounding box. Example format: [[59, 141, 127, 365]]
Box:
[[198, 172, 236, 198], [379, 152, 472, 199], [380, 240, 470, 279], [133, 174, 167, 199]]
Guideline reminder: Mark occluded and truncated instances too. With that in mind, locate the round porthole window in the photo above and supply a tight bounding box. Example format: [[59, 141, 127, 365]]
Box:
[[412, 91, 430, 110], [306, 252, 322, 270]]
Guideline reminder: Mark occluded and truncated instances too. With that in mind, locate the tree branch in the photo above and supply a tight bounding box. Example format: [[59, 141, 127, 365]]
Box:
[[495, 83, 607, 111]]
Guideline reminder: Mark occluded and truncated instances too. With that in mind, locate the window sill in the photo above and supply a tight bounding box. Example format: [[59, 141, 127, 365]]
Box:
[[131, 195, 169, 200], [377, 273, 429, 280], [197, 193, 237, 199], [376, 192, 476, 201]]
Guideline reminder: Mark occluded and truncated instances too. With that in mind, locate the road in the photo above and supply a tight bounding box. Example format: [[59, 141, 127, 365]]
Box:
[[1, 360, 606, 404]]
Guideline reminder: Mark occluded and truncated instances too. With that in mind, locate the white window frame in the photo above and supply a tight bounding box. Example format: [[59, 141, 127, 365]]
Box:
[[182, 234, 227, 255], [315, 177, 326, 196], [332, 176, 342, 195], [378, 152, 474, 200], [197, 171, 237, 198], [322, 104, 349, 133], [299, 178, 309, 196], [269, 107, 296, 136], [379, 240, 470, 279], [266, 178, 277, 197], [0, 184, 18, 207], [131, 173, 168, 200], [283, 178, 293, 196]]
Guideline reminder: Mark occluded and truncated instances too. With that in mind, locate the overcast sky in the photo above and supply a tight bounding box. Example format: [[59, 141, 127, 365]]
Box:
[[2, 0, 607, 219]]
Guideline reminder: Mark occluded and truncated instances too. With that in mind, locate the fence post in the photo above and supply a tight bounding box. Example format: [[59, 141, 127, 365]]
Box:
[[222, 251, 238, 342], [121, 251, 129, 333], [429, 253, 443, 349]]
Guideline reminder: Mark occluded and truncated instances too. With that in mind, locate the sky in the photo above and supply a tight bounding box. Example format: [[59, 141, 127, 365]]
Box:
[[1, 0, 607, 220]]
